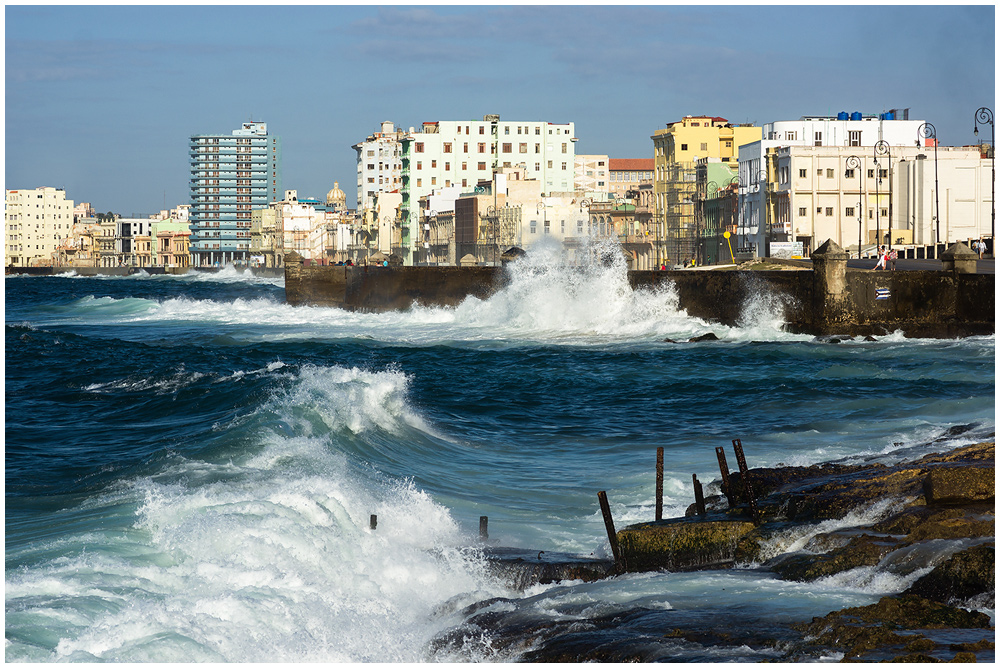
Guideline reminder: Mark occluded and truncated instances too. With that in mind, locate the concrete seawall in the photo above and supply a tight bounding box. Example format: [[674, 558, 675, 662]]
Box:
[[283, 241, 994, 338]]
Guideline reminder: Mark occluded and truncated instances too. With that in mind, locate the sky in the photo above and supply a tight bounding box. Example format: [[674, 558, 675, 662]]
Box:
[[4, 3, 997, 214]]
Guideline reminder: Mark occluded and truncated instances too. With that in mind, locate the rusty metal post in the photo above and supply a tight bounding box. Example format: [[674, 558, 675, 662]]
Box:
[[716, 446, 735, 507], [655, 447, 664, 521], [693, 474, 706, 517], [732, 439, 761, 525], [370, 514, 377, 530], [479, 516, 489, 541], [598, 491, 624, 573]]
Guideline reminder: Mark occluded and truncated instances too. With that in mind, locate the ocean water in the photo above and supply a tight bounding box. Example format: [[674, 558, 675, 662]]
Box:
[[5, 246, 995, 662]]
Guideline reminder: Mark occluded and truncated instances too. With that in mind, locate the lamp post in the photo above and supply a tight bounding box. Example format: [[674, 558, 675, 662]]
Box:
[[846, 155, 863, 258], [874, 140, 890, 250], [917, 123, 940, 244], [974, 107, 994, 252], [756, 168, 768, 258]]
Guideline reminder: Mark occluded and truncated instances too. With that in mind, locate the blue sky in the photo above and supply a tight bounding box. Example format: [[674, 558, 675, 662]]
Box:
[[5, 3, 996, 214]]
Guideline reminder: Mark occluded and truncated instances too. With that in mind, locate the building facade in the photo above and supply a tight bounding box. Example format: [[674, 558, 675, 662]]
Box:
[[608, 159, 655, 201], [574, 154, 609, 193], [189, 121, 281, 267], [651, 116, 761, 264], [353, 121, 406, 211], [738, 111, 926, 257], [767, 144, 992, 256], [398, 115, 577, 265], [5, 187, 76, 267]]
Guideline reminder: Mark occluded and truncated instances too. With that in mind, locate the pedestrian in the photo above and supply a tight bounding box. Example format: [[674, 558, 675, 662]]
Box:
[[976, 239, 985, 259], [873, 245, 887, 270], [889, 248, 897, 271]]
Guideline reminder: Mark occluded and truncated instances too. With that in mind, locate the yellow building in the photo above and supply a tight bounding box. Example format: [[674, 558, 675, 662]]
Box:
[[651, 116, 760, 264], [5, 187, 76, 267]]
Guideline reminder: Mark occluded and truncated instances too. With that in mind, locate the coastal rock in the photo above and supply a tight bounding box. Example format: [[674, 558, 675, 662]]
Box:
[[616, 518, 756, 571], [904, 543, 995, 605], [923, 466, 995, 505], [768, 534, 901, 582], [688, 332, 719, 342]]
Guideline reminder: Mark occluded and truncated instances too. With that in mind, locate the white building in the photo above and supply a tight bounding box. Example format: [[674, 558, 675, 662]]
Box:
[[398, 115, 577, 264], [737, 110, 927, 256], [5, 187, 76, 267], [353, 121, 406, 211], [766, 144, 991, 255], [574, 154, 609, 193]]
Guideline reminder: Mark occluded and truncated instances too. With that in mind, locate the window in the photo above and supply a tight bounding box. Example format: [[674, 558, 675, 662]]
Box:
[[445, 162, 450, 171], [431, 177, 437, 185], [530, 220, 537, 234], [825, 207, 834, 216], [725, 141, 732, 148], [785, 131, 798, 141], [845, 169, 855, 179], [417, 161, 422, 170], [817, 169, 823, 177], [478, 142, 486, 153], [681, 144, 688, 151], [799, 168, 807, 178], [544, 220, 550, 234], [849, 130, 861, 147], [478, 161, 486, 170], [503, 143, 512, 153], [444, 143, 452, 153], [561, 162, 567, 170], [535, 127, 541, 135], [561, 143, 567, 153], [846, 207, 855, 217], [479, 126, 485, 135], [431, 160, 437, 168], [879, 169, 888, 179], [535, 163, 540, 171], [463, 143, 468, 153], [814, 131, 822, 146], [798, 207, 808, 217], [701, 143, 708, 151], [817, 207, 823, 214], [547, 160, 553, 168], [519, 143, 527, 153], [535, 143, 540, 153], [461, 162, 467, 170], [868, 169, 875, 178], [415, 142, 424, 153], [826, 169, 834, 178], [881, 208, 888, 217]]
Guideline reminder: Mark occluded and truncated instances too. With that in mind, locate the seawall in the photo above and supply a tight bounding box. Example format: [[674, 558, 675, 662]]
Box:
[[283, 241, 994, 338]]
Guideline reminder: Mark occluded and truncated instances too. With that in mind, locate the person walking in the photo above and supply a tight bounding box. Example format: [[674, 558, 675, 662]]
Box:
[[889, 248, 897, 271], [873, 245, 887, 270]]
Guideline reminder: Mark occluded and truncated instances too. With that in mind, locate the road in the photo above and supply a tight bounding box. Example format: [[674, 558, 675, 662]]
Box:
[[845, 257, 995, 274]]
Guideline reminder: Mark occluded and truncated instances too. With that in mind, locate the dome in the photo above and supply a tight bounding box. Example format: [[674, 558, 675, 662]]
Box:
[[326, 181, 347, 208]]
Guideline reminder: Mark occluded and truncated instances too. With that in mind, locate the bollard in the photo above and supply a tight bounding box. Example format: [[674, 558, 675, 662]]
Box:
[[732, 439, 761, 525], [716, 446, 735, 508], [693, 474, 706, 517], [370, 514, 377, 530], [479, 516, 489, 542], [597, 491, 624, 573], [655, 447, 664, 521]]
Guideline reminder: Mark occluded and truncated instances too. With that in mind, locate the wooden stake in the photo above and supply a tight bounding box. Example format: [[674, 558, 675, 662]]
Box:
[[598, 491, 623, 573]]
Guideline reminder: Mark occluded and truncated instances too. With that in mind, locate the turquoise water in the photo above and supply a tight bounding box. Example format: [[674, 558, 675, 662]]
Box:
[[5, 251, 995, 661]]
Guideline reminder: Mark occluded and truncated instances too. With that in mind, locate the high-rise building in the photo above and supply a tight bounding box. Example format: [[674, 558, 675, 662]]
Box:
[[189, 122, 281, 267], [5, 187, 76, 267], [353, 121, 407, 211]]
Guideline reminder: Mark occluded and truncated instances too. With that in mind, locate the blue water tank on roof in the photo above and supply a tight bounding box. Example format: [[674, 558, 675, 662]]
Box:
[[851, 112, 862, 121], [837, 112, 849, 120], [884, 111, 895, 120]]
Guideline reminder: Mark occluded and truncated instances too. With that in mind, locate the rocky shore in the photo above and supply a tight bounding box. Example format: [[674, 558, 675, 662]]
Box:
[[475, 432, 994, 662]]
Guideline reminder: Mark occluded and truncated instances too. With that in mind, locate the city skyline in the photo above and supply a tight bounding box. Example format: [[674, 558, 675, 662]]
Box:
[[5, 3, 996, 214]]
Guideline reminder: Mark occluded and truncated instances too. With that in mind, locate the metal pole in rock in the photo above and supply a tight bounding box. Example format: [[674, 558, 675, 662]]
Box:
[[732, 439, 761, 525], [715, 446, 735, 507], [479, 516, 489, 542], [370, 514, 377, 530], [656, 447, 664, 521], [598, 491, 624, 573], [693, 474, 706, 517]]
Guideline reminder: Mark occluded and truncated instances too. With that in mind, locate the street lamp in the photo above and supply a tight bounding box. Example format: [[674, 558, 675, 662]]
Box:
[[874, 140, 890, 249], [974, 107, 995, 251], [846, 155, 863, 258], [917, 122, 941, 244]]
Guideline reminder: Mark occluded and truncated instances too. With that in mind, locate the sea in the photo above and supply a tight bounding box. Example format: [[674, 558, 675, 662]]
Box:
[[5, 243, 996, 662]]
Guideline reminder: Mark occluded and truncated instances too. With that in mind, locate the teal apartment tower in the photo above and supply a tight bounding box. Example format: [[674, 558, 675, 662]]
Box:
[[189, 122, 281, 267]]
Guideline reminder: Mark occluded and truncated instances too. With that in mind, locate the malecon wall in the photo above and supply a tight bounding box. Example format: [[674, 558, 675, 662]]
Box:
[[283, 241, 994, 338]]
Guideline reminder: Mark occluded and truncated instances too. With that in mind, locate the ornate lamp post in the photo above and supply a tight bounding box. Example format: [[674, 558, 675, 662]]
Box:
[[846, 156, 863, 258], [874, 140, 890, 250], [917, 123, 940, 244], [974, 107, 994, 251]]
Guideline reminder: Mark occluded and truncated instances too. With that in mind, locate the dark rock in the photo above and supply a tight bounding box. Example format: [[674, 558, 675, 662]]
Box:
[[923, 466, 995, 505], [905, 543, 995, 605], [688, 332, 719, 342], [769, 534, 901, 581]]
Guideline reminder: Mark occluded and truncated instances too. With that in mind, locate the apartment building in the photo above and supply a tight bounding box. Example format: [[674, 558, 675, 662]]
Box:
[[608, 159, 655, 201], [768, 144, 991, 255], [398, 115, 577, 264], [574, 154, 609, 193], [189, 121, 281, 267], [5, 187, 76, 267], [651, 116, 761, 263], [353, 121, 406, 211], [737, 110, 926, 257]]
